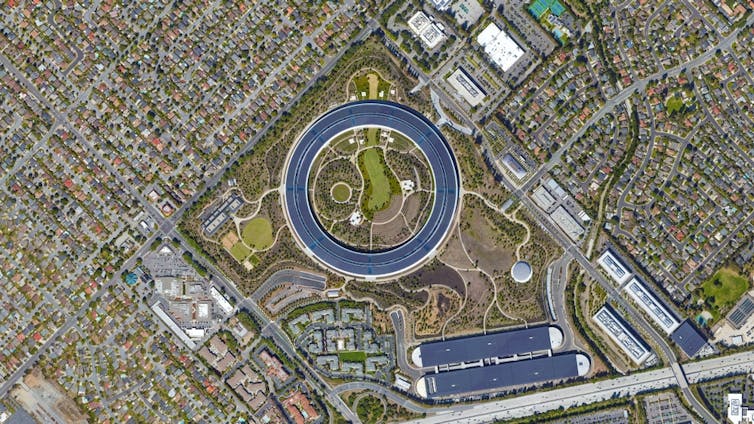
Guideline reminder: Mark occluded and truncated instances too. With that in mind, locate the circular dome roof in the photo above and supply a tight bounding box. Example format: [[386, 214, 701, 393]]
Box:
[[511, 260, 533, 283]]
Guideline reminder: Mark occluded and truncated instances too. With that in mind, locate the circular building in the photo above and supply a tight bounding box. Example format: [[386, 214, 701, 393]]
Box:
[[282, 100, 460, 280], [511, 260, 533, 283]]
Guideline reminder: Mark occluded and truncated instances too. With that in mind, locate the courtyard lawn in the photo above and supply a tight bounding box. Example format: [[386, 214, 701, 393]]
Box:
[[358, 148, 400, 215], [700, 267, 750, 321], [366, 127, 379, 146], [229, 242, 251, 261], [241, 217, 274, 250], [338, 351, 367, 362], [331, 182, 351, 202]]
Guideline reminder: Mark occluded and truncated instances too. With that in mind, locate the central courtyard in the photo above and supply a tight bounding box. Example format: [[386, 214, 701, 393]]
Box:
[[308, 123, 436, 251]]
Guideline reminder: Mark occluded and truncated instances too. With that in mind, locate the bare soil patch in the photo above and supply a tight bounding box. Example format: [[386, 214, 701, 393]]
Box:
[[372, 214, 412, 247], [13, 368, 87, 424], [460, 196, 524, 277], [221, 231, 240, 250], [402, 192, 422, 224], [439, 229, 475, 269], [400, 261, 466, 298], [373, 194, 403, 224]]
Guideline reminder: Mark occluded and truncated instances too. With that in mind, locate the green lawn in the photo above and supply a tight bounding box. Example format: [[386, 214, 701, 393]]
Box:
[[666, 96, 685, 114], [241, 217, 274, 250], [353, 72, 390, 100], [358, 148, 400, 215], [700, 267, 750, 321], [331, 182, 351, 202], [331, 131, 358, 153], [354, 75, 370, 98], [229, 242, 251, 261], [366, 127, 379, 146], [338, 351, 367, 362]]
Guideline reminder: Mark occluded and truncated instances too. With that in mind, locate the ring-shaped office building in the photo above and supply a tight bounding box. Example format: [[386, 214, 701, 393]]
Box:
[[283, 101, 460, 280]]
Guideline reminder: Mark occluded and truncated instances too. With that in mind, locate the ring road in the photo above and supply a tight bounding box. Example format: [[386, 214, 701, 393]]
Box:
[[283, 100, 460, 280]]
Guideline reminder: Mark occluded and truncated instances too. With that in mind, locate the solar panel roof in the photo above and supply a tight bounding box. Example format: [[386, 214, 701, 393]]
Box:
[[418, 326, 552, 367], [425, 353, 581, 397], [670, 320, 707, 357], [728, 296, 754, 328]]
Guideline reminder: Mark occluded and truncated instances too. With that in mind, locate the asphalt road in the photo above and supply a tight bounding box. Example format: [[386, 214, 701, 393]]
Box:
[[390, 309, 425, 381], [250, 269, 326, 302]]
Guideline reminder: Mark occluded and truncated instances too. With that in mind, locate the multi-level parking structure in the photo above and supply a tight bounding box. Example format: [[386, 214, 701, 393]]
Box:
[[283, 101, 460, 280]]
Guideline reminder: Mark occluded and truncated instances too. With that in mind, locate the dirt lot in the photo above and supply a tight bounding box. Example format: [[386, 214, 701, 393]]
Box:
[[221, 231, 239, 250], [13, 368, 87, 424], [373, 194, 403, 224], [372, 214, 412, 247], [461, 231, 516, 277]]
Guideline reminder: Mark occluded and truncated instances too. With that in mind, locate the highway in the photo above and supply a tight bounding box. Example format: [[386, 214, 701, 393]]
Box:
[[284, 100, 460, 279], [402, 349, 754, 423]]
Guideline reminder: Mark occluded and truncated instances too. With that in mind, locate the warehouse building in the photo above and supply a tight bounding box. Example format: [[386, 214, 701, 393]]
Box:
[[477, 22, 525, 72]]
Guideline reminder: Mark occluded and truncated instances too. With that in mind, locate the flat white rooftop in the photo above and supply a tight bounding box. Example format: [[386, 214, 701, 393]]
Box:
[[477, 22, 525, 72], [550, 205, 584, 241], [597, 249, 632, 285], [593, 305, 651, 364], [447, 68, 486, 107], [408, 11, 445, 49], [624, 277, 681, 335]]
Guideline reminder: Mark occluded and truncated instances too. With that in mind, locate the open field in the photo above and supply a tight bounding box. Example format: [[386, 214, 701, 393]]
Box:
[[460, 196, 525, 278], [352, 71, 391, 101], [241, 217, 274, 250], [400, 261, 466, 297], [229, 242, 251, 261], [697, 267, 750, 321], [446, 269, 495, 335]]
